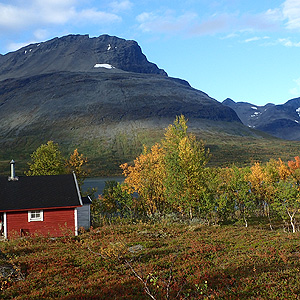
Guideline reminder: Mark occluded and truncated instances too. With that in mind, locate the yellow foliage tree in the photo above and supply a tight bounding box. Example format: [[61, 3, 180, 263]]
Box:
[[247, 161, 276, 228], [120, 143, 166, 216], [288, 156, 300, 185], [65, 148, 88, 188]]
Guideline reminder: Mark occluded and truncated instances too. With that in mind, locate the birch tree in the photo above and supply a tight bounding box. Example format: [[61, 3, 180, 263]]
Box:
[[162, 115, 211, 219], [26, 141, 65, 176], [271, 157, 300, 233], [65, 148, 88, 188], [120, 143, 167, 217], [247, 161, 277, 229]]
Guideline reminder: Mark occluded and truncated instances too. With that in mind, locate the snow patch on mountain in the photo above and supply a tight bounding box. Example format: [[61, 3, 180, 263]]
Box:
[[250, 111, 261, 117], [296, 107, 300, 117], [94, 63, 115, 69]]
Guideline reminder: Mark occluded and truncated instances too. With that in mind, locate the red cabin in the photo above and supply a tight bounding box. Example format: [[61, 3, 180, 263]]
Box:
[[0, 162, 84, 239]]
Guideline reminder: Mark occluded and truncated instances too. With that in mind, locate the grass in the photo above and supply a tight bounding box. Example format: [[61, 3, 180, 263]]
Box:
[[1, 223, 300, 299]]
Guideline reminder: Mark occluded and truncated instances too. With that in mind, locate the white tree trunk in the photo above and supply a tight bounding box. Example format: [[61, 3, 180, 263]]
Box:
[[287, 209, 296, 233]]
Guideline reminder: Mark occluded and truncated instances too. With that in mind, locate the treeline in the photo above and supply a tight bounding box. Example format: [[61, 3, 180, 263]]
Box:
[[93, 115, 300, 232]]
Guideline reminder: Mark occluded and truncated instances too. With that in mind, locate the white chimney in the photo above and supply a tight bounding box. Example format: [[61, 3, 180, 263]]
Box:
[[8, 159, 18, 181]]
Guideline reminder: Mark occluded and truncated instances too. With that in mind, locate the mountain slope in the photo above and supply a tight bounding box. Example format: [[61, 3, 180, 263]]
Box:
[[0, 34, 274, 175], [223, 98, 300, 140]]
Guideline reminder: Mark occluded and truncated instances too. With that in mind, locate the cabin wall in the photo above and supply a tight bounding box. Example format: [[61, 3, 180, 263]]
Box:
[[77, 204, 91, 230], [6, 208, 76, 239]]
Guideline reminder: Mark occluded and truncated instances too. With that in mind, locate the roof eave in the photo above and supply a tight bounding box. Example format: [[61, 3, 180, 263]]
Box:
[[0, 205, 82, 213]]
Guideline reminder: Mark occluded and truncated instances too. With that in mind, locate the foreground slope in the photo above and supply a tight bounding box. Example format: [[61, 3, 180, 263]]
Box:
[[2, 224, 300, 299]]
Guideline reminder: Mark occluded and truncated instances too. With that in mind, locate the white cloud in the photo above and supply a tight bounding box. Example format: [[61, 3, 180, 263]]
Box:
[[136, 11, 198, 34], [264, 8, 284, 22], [0, 3, 35, 31], [245, 37, 260, 43], [241, 11, 281, 32], [135, 7, 283, 38], [244, 36, 270, 43], [283, 0, 300, 29], [77, 9, 121, 24], [110, 1, 133, 13], [0, 0, 121, 32], [278, 38, 300, 47], [34, 29, 49, 40], [290, 77, 300, 96], [0, 0, 123, 53], [136, 12, 154, 24], [221, 33, 239, 39], [189, 13, 233, 36]]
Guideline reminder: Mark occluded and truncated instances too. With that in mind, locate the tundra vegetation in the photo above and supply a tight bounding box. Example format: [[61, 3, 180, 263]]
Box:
[[2, 116, 300, 299]]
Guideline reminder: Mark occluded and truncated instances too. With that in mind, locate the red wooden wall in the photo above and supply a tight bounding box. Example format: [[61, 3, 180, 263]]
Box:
[[6, 208, 76, 239]]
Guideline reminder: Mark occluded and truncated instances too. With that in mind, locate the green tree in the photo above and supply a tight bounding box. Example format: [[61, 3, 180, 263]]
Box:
[[273, 178, 300, 233], [26, 141, 65, 176], [214, 167, 237, 223], [93, 181, 140, 224], [215, 166, 254, 226], [270, 158, 300, 233], [162, 115, 211, 219]]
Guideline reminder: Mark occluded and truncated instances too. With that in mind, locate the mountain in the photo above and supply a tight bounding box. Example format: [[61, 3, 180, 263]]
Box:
[[0, 34, 269, 175], [223, 98, 300, 140], [0, 34, 167, 80]]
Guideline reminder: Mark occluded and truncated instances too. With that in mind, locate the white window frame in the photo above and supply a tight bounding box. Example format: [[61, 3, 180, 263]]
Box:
[[28, 210, 44, 222]]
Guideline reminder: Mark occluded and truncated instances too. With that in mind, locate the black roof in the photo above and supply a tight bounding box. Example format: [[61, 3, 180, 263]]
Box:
[[0, 173, 82, 211], [82, 196, 92, 205]]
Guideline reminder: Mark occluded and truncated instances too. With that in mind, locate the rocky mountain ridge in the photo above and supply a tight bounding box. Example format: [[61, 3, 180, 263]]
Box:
[[223, 98, 300, 140], [0, 34, 167, 81]]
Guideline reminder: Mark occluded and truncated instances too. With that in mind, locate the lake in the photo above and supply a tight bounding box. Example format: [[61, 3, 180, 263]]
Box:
[[82, 177, 124, 196]]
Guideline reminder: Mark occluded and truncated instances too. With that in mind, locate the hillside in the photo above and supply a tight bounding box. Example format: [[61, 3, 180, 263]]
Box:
[[0, 34, 299, 175]]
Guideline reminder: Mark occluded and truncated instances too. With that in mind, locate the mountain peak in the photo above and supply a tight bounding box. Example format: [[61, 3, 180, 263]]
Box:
[[222, 98, 236, 105], [0, 34, 167, 80]]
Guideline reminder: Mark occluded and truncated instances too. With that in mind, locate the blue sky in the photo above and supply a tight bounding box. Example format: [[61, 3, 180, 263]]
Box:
[[0, 0, 300, 105]]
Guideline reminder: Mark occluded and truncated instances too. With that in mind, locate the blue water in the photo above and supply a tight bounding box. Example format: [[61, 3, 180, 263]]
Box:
[[82, 177, 124, 196]]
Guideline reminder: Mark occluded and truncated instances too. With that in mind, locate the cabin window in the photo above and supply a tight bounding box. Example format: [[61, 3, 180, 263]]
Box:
[[28, 210, 44, 222]]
